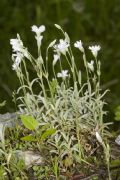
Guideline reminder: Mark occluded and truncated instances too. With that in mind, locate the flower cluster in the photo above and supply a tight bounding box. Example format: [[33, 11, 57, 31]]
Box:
[[74, 40, 101, 58], [10, 34, 28, 70], [10, 24, 101, 75], [10, 25, 46, 70]]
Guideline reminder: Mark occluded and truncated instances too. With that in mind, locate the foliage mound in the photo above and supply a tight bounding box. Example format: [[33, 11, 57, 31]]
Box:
[[1, 24, 120, 179]]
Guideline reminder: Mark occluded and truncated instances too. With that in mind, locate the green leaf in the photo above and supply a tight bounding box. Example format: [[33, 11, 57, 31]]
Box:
[[41, 128, 56, 141], [50, 79, 57, 95], [64, 156, 73, 168], [20, 115, 39, 130], [111, 159, 120, 168], [115, 106, 120, 121], [21, 135, 37, 141], [0, 101, 6, 108]]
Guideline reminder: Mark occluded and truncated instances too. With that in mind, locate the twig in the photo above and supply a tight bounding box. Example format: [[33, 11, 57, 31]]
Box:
[[72, 173, 98, 180]]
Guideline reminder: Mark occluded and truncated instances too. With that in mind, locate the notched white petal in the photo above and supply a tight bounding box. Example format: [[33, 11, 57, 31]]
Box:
[[74, 40, 84, 53], [89, 45, 101, 58]]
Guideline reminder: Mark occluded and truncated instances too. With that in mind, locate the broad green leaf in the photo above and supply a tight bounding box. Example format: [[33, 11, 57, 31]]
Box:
[[20, 115, 39, 130], [21, 135, 37, 141], [41, 128, 56, 140]]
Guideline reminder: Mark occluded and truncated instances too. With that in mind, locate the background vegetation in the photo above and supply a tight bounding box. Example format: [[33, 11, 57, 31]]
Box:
[[0, 0, 120, 122]]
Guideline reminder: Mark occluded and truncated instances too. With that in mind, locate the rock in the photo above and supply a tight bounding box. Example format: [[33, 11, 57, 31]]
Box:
[[16, 150, 44, 168], [115, 135, 120, 145], [0, 112, 19, 127]]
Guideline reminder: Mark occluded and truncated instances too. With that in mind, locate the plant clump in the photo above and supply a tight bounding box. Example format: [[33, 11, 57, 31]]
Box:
[[0, 24, 116, 179]]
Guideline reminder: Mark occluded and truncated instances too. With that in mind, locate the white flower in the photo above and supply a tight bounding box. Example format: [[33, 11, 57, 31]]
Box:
[[87, 60, 94, 72], [53, 54, 60, 66], [10, 34, 29, 58], [12, 52, 24, 70], [10, 34, 24, 52], [35, 35, 43, 46], [12, 63, 19, 71], [32, 25, 45, 49], [95, 132, 103, 145], [89, 45, 101, 58], [31, 25, 45, 35], [57, 70, 69, 79], [54, 39, 69, 55], [74, 40, 84, 52]]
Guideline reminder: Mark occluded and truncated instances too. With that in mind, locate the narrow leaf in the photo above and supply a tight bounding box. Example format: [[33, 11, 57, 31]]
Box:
[[54, 24, 61, 29]]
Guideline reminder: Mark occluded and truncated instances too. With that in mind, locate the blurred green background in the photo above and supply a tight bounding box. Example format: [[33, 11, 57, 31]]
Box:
[[0, 0, 120, 121]]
